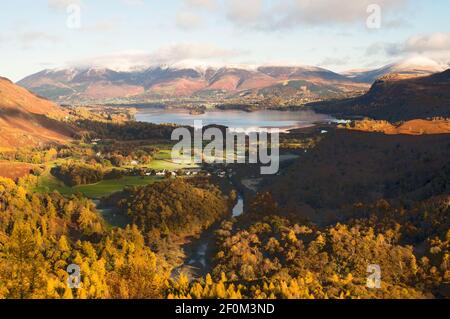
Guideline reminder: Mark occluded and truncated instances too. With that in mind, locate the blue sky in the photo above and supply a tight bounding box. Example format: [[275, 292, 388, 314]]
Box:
[[1, 0, 450, 81]]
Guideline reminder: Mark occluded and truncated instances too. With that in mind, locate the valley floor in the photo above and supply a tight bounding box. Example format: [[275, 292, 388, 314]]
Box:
[[0, 113, 449, 299]]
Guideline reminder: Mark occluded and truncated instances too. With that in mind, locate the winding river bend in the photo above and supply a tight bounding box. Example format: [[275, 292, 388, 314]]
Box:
[[173, 194, 244, 279], [136, 108, 333, 279]]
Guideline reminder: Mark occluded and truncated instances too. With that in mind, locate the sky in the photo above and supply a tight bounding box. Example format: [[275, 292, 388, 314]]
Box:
[[1, 0, 450, 81]]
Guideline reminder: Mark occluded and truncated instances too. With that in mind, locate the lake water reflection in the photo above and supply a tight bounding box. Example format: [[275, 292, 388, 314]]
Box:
[[136, 109, 335, 130]]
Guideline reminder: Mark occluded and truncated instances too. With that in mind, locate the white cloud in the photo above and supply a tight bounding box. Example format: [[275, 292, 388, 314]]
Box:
[[176, 12, 203, 30], [82, 19, 121, 32], [283, 0, 407, 25], [176, 0, 217, 30], [67, 43, 243, 71], [225, 0, 264, 25], [18, 31, 61, 47], [319, 56, 351, 67], [183, 0, 217, 11], [69, 50, 151, 71], [149, 43, 240, 65], [366, 33, 450, 65], [174, 0, 411, 33], [48, 0, 82, 10], [365, 42, 387, 56], [48, 0, 143, 10], [120, 0, 144, 5], [219, 0, 410, 30], [388, 33, 450, 55]]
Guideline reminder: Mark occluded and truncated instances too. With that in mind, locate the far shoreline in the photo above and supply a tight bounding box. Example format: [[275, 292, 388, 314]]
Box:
[[134, 107, 339, 133]]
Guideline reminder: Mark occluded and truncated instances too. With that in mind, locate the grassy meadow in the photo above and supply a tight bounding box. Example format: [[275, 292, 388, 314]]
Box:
[[34, 160, 162, 199]]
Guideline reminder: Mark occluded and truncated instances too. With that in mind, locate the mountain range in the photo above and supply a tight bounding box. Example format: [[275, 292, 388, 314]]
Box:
[[1, 58, 449, 150], [17, 57, 446, 104]]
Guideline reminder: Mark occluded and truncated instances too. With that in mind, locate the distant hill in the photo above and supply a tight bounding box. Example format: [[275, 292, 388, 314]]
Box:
[[310, 69, 450, 121], [17, 65, 369, 104], [0, 76, 76, 149]]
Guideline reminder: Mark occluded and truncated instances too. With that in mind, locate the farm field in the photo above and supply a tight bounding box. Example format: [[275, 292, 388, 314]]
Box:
[[126, 149, 200, 170], [32, 149, 195, 198], [34, 164, 162, 199]]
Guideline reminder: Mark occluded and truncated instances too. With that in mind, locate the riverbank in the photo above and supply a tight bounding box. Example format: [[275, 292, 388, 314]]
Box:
[[172, 182, 245, 280]]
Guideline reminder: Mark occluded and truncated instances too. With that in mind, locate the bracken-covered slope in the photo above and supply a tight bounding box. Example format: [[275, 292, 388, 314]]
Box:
[[0, 76, 76, 149], [310, 69, 450, 121]]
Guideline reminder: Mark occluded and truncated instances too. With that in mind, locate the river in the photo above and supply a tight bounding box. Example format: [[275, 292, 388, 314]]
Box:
[[172, 193, 245, 280], [131, 108, 332, 278]]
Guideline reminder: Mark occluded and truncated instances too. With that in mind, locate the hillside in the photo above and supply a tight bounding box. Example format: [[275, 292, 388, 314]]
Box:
[[0, 76, 65, 117], [342, 118, 450, 135], [311, 69, 450, 121], [104, 178, 232, 265], [267, 129, 450, 223], [108, 179, 231, 237], [0, 76, 75, 148]]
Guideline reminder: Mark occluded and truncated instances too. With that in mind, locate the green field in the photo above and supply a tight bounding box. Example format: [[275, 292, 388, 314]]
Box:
[[35, 169, 161, 199], [33, 149, 197, 199], [147, 159, 198, 170], [154, 149, 173, 160], [127, 149, 200, 170]]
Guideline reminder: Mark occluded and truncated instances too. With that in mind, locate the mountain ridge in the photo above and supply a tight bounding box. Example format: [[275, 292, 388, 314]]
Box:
[[310, 69, 450, 121], [16, 58, 447, 105]]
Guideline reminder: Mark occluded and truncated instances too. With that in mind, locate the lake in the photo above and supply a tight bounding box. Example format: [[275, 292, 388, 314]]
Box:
[[136, 109, 336, 131]]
